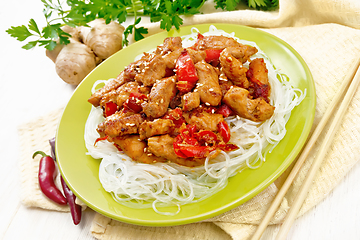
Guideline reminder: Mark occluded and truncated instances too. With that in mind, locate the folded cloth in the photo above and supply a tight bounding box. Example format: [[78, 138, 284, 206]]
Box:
[[18, 0, 360, 239], [19, 107, 87, 212], [133, 0, 360, 41]]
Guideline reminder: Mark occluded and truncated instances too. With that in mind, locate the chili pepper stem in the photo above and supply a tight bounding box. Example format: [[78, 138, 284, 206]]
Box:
[[32, 150, 48, 159]]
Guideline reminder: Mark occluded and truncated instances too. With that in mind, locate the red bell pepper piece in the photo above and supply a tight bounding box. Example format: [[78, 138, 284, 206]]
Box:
[[218, 121, 231, 143], [205, 49, 222, 65], [104, 102, 117, 117], [123, 92, 147, 113], [175, 49, 198, 93], [216, 104, 234, 118]]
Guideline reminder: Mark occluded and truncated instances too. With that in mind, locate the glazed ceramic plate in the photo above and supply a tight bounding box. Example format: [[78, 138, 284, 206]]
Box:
[[56, 23, 315, 227]]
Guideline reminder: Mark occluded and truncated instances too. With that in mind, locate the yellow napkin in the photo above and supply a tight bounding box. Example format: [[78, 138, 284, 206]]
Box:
[[18, 0, 360, 239]]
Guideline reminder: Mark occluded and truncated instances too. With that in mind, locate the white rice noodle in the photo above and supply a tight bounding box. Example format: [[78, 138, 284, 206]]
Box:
[[84, 25, 306, 214]]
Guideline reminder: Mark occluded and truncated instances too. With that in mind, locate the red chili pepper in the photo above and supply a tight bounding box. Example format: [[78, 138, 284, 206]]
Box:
[[49, 137, 56, 160], [175, 49, 198, 93], [104, 102, 117, 117], [162, 108, 186, 128], [173, 135, 188, 158], [179, 124, 197, 139], [94, 136, 109, 146], [195, 130, 218, 146], [33, 151, 67, 205], [205, 49, 222, 65], [218, 121, 231, 143], [179, 145, 213, 158], [173, 123, 238, 158], [216, 104, 234, 118], [60, 176, 82, 225], [218, 143, 239, 152], [123, 92, 147, 113]]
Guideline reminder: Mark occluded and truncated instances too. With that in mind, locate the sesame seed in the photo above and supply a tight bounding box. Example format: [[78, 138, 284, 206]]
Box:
[[209, 88, 214, 91], [205, 102, 210, 106]]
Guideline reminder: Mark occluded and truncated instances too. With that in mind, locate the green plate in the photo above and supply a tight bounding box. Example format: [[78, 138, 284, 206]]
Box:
[[56, 23, 315, 226]]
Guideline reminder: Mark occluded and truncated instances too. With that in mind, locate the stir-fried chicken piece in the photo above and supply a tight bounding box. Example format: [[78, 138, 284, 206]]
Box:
[[223, 86, 274, 122], [181, 92, 200, 112], [114, 81, 150, 107], [123, 53, 153, 80], [112, 135, 167, 164], [184, 111, 224, 132], [162, 48, 183, 69], [194, 61, 222, 106], [247, 58, 271, 101], [186, 48, 206, 64], [98, 81, 148, 108], [224, 46, 258, 64], [98, 89, 118, 108], [156, 37, 183, 55], [147, 134, 202, 167], [143, 76, 177, 118], [139, 119, 175, 140], [218, 72, 234, 96], [104, 113, 144, 137], [88, 71, 131, 107], [247, 58, 269, 85], [219, 47, 249, 88], [134, 54, 167, 86], [192, 35, 242, 50]]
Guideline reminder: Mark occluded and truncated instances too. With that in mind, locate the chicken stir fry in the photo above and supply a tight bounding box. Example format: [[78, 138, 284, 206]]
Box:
[[89, 33, 275, 167]]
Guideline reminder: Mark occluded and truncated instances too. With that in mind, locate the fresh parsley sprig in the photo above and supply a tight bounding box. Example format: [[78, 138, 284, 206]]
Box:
[[6, 0, 279, 51]]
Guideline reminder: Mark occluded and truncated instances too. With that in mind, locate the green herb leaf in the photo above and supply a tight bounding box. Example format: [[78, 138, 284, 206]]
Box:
[[22, 41, 38, 50], [6, 25, 33, 41], [245, 0, 279, 10], [7, 0, 279, 50], [28, 19, 41, 35], [134, 26, 148, 41]]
